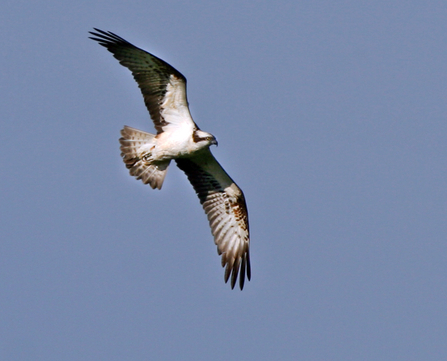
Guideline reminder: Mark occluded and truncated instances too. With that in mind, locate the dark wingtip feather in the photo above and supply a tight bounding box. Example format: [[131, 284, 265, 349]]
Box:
[[88, 28, 132, 49], [239, 256, 246, 290], [222, 255, 250, 290], [224, 261, 232, 284], [223, 251, 251, 290], [246, 251, 251, 281], [230, 258, 240, 289]]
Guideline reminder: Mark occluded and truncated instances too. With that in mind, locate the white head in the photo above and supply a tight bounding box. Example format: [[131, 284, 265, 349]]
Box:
[[193, 130, 218, 148]]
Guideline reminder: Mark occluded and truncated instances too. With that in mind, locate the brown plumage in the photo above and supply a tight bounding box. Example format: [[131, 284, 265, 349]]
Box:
[[90, 29, 251, 289]]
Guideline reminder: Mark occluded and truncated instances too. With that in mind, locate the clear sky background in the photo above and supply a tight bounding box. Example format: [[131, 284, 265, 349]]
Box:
[[1, 1, 446, 360]]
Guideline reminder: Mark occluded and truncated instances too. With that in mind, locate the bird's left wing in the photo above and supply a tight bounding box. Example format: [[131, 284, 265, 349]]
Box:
[[89, 29, 196, 134], [176, 150, 251, 290]]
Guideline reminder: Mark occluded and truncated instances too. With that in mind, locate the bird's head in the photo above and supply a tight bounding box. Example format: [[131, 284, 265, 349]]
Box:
[[193, 130, 218, 147]]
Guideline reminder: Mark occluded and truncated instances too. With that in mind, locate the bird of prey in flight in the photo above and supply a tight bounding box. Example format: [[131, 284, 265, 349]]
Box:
[[89, 29, 251, 289]]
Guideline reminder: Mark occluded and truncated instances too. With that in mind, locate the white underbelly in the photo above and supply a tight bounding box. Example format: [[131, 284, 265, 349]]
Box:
[[153, 130, 195, 160]]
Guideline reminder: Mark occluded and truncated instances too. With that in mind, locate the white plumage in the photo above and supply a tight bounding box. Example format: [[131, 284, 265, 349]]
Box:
[[90, 29, 251, 289]]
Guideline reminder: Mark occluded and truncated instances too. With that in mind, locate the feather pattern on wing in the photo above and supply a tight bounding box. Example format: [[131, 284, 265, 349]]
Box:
[[176, 150, 251, 290], [90, 29, 251, 290], [89, 29, 197, 134]]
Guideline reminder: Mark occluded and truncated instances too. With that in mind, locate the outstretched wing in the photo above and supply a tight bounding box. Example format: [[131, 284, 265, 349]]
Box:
[[176, 150, 251, 290], [89, 28, 197, 134]]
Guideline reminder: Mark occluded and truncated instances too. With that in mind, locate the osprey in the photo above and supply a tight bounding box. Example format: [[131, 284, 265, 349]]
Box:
[[89, 29, 251, 289]]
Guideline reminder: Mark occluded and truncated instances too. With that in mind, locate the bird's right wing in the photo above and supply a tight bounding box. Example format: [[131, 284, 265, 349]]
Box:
[[176, 150, 251, 290]]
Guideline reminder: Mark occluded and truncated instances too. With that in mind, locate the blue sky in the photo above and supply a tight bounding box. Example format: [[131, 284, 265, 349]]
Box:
[[1, 1, 446, 360]]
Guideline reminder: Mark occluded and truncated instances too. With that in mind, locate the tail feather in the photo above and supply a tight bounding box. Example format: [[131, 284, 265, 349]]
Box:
[[119, 126, 155, 163], [127, 159, 170, 189], [119, 126, 170, 190]]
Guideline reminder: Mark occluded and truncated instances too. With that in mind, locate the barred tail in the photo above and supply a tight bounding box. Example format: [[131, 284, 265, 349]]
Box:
[[119, 126, 170, 190]]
